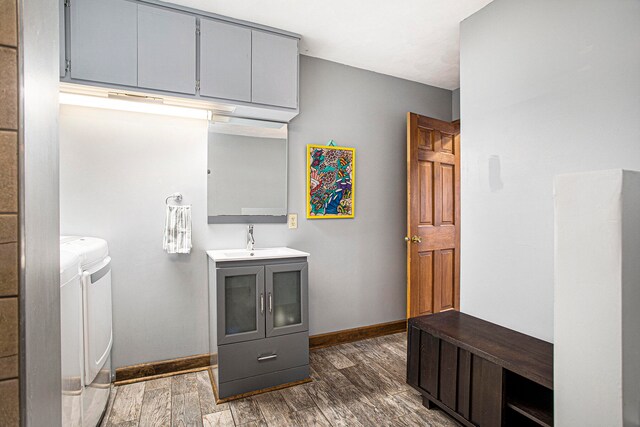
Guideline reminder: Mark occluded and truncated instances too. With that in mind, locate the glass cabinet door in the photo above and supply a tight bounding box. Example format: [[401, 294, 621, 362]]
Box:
[[217, 265, 265, 344], [265, 262, 308, 337]]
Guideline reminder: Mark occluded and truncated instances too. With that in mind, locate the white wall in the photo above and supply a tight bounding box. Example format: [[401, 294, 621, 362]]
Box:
[[554, 170, 640, 426], [459, 0, 640, 342], [60, 55, 452, 368]]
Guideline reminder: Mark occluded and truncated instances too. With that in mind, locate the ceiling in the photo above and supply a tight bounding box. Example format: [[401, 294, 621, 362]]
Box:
[[167, 0, 493, 90]]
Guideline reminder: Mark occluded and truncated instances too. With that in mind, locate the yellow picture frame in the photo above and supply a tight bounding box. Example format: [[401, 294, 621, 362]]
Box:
[[306, 144, 355, 219]]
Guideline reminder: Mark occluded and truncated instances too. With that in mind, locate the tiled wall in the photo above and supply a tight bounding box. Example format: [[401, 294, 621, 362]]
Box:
[[0, 0, 20, 424]]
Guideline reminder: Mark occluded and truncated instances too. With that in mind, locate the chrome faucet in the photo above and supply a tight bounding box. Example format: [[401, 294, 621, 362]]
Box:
[[247, 225, 255, 251]]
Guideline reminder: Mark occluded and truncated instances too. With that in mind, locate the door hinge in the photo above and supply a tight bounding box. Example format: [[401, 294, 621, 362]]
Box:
[[65, 59, 71, 73], [196, 80, 200, 92], [64, 0, 70, 7]]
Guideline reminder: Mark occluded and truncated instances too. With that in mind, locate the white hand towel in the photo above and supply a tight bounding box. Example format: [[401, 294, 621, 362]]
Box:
[[163, 205, 192, 254]]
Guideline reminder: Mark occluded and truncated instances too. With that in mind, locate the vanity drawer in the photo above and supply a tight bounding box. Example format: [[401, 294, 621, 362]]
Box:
[[218, 332, 308, 383]]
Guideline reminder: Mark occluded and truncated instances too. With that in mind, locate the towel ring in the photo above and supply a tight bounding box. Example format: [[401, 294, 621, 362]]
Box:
[[165, 192, 183, 205]]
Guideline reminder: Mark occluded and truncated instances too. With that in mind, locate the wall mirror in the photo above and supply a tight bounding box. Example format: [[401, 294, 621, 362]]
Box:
[[207, 117, 288, 223]]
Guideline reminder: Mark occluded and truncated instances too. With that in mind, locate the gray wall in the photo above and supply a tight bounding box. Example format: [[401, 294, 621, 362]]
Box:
[[59, 55, 452, 368], [451, 88, 460, 121], [459, 0, 640, 342], [20, 0, 62, 424]]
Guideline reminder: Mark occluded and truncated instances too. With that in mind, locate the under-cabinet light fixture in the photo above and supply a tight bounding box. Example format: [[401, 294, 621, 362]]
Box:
[[58, 83, 237, 119], [59, 92, 212, 120]]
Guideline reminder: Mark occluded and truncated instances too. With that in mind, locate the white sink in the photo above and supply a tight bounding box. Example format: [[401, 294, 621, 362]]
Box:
[[223, 248, 292, 259], [207, 247, 310, 262]]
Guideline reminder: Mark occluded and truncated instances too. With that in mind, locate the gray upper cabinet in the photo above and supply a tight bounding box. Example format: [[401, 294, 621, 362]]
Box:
[[200, 19, 252, 102], [63, 0, 300, 120], [137, 5, 196, 95], [70, 0, 138, 86], [251, 30, 298, 109]]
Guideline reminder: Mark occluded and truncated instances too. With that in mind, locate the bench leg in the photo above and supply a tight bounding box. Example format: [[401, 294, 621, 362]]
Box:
[[422, 395, 436, 410]]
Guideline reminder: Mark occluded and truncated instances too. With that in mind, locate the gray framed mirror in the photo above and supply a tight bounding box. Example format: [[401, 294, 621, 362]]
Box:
[[207, 117, 288, 223]]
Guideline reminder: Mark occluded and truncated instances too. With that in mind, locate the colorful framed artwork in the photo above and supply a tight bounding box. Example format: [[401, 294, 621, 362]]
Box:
[[306, 144, 355, 219]]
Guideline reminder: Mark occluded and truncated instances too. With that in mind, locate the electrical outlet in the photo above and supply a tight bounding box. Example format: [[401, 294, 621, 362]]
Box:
[[288, 214, 298, 229]]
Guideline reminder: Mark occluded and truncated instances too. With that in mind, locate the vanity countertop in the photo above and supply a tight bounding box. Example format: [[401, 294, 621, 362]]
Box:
[[207, 247, 310, 262]]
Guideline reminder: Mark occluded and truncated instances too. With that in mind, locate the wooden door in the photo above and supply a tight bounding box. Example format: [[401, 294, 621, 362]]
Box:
[[406, 113, 460, 318]]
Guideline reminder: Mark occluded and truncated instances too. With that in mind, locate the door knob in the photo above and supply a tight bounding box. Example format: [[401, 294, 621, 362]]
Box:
[[404, 235, 422, 243]]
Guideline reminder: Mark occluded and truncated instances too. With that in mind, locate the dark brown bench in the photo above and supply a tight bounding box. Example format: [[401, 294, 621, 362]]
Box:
[[407, 311, 553, 427]]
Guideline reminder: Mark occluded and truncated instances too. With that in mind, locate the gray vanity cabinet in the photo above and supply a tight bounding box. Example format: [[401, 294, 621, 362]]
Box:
[[199, 19, 252, 102], [137, 5, 196, 94], [209, 255, 309, 399], [69, 0, 138, 86], [251, 30, 299, 108]]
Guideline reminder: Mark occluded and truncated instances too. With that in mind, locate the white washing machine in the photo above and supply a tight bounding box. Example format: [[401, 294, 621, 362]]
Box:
[[60, 236, 113, 427]]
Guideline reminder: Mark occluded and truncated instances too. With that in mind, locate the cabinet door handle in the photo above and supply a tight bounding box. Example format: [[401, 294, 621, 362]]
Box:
[[268, 292, 273, 313], [260, 293, 264, 315], [257, 354, 277, 362]]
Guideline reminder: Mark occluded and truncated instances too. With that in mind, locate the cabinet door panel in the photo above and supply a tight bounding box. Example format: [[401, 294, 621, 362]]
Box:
[[419, 332, 439, 397], [470, 355, 503, 427], [251, 30, 298, 108], [457, 348, 472, 418], [265, 263, 308, 337], [70, 0, 137, 86], [407, 326, 421, 387], [217, 266, 265, 345], [200, 19, 251, 102], [138, 5, 196, 94], [439, 340, 458, 410]]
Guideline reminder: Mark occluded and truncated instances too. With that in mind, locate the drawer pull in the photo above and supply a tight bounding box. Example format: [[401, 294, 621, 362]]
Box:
[[257, 354, 277, 362]]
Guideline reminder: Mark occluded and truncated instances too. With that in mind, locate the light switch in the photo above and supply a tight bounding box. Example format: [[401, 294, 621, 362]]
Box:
[[288, 214, 298, 229]]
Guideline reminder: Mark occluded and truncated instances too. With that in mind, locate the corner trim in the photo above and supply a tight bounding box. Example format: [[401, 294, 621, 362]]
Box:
[[308, 319, 407, 350], [114, 353, 216, 384]]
